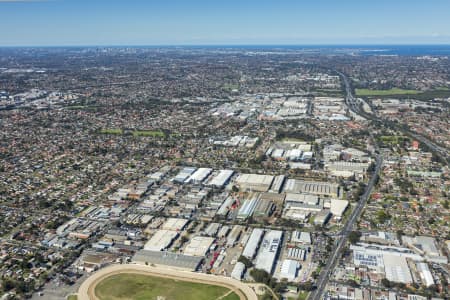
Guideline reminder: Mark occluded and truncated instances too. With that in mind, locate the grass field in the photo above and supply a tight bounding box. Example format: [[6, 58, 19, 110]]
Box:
[[99, 128, 123, 135], [67, 295, 78, 300], [94, 273, 239, 300], [132, 130, 165, 137], [355, 88, 420, 96]]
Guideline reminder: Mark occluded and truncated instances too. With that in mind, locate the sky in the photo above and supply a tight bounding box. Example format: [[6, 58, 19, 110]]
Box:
[[1, 0, 450, 46]]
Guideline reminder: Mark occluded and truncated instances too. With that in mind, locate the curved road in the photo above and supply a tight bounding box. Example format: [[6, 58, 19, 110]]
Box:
[[77, 263, 258, 300]]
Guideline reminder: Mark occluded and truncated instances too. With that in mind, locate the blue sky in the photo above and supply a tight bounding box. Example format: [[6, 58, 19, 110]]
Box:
[[1, 0, 450, 46]]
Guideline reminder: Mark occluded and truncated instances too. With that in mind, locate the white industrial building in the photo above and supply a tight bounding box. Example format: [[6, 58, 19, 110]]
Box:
[[279, 259, 300, 281], [383, 254, 413, 284], [329, 199, 349, 219], [185, 168, 212, 184], [417, 262, 434, 287], [231, 262, 246, 280], [291, 231, 311, 244], [269, 175, 286, 193], [216, 197, 234, 217], [242, 228, 264, 259], [173, 167, 197, 183], [183, 236, 215, 257], [144, 230, 179, 251], [255, 230, 283, 274], [208, 170, 234, 188]]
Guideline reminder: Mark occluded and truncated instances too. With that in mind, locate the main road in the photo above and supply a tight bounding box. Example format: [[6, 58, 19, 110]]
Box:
[[308, 72, 383, 300]]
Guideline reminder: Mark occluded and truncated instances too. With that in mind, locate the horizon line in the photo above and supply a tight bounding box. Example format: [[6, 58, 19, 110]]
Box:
[[1, 43, 450, 48]]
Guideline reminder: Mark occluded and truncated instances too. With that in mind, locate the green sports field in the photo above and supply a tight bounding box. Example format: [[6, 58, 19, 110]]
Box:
[[94, 273, 240, 300]]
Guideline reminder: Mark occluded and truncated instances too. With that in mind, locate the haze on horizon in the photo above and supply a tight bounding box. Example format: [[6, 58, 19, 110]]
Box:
[[1, 0, 450, 46]]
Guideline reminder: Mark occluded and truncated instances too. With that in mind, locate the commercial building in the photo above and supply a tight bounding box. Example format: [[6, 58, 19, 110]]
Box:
[[255, 230, 283, 274]]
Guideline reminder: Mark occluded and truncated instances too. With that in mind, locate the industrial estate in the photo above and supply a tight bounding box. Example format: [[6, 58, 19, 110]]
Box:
[[0, 44, 449, 300]]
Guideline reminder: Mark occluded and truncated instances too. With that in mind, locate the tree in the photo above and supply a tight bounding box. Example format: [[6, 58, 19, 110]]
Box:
[[348, 231, 362, 244], [238, 255, 253, 268], [250, 269, 271, 285]]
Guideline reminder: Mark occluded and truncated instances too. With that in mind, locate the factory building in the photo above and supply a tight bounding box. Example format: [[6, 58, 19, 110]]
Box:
[[173, 167, 197, 183], [255, 230, 283, 274]]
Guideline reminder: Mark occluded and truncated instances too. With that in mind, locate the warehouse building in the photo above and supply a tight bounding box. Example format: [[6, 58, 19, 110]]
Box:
[[417, 262, 434, 287], [242, 228, 264, 259], [290, 231, 311, 244], [161, 218, 189, 231], [329, 199, 349, 219], [216, 196, 235, 217], [226, 225, 244, 247], [283, 179, 339, 197], [237, 196, 259, 220], [144, 230, 179, 251], [235, 174, 274, 192], [253, 198, 275, 218], [133, 250, 203, 271], [173, 167, 197, 183], [185, 167, 213, 184], [255, 230, 283, 274], [207, 169, 234, 188], [204, 223, 221, 237], [269, 175, 286, 193], [279, 259, 300, 281], [183, 236, 215, 257], [384, 254, 413, 284], [231, 262, 246, 280]]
